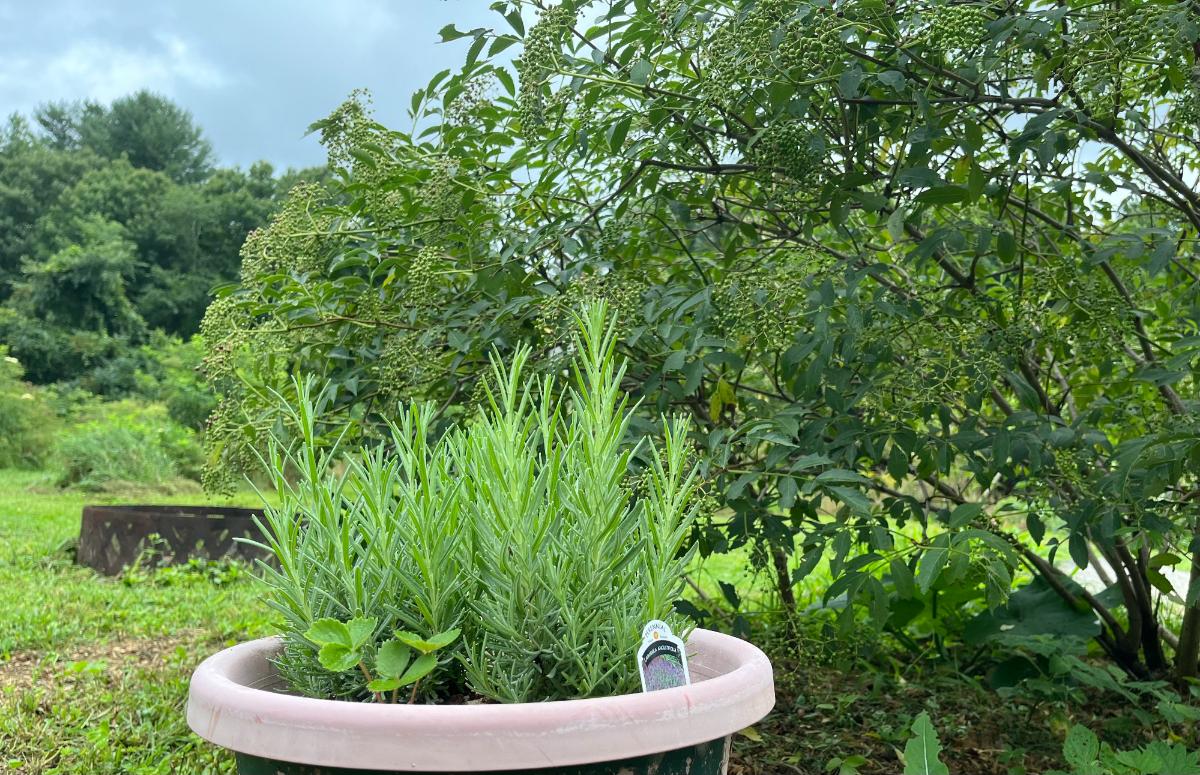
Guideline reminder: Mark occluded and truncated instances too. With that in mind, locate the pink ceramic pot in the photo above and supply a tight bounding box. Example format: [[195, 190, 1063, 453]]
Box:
[[187, 628, 775, 774]]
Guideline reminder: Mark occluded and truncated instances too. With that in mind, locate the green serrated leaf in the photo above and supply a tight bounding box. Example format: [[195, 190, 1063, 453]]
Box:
[[949, 503, 982, 529], [887, 444, 909, 480], [347, 616, 378, 648], [1146, 567, 1180, 600], [397, 652, 439, 686], [317, 642, 360, 673], [887, 207, 908, 243], [1068, 533, 1090, 570], [367, 677, 402, 693], [997, 231, 1016, 261], [816, 468, 872, 485], [1027, 513, 1045, 545], [777, 475, 798, 508], [375, 639, 413, 679], [878, 70, 906, 91], [838, 68, 864, 98], [394, 628, 460, 655], [902, 711, 949, 775], [425, 628, 461, 649], [630, 59, 653, 85], [826, 485, 872, 516], [438, 23, 471, 42], [1062, 725, 1100, 769], [915, 185, 971, 205], [305, 618, 351, 648], [890, 557, 916, 599]]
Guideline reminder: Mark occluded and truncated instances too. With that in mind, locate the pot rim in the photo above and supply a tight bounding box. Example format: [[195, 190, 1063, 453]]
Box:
[[187, 627, 775, 771]]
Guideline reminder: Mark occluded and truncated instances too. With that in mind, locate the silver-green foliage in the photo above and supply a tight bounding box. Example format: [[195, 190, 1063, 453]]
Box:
[[250, 304, 700, 702], [251, 388, 468, 700]]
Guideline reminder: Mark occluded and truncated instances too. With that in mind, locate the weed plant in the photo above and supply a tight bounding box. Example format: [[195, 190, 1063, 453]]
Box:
[[52, 401, 202, 489], [0, 347, 57, 469], [251, 304, 701, 703]]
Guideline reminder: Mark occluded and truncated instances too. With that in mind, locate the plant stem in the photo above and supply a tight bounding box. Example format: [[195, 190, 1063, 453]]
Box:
[[358, 662, 380, 702], [771, 546, 796, 612], [1175, 517, 1200, 680], [408, 679, 421, 704]]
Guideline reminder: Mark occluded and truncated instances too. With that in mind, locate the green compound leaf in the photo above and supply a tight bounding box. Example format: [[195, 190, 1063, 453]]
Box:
[[948, 502, 982, 529], [630, 59, 653, 85], [375, 639, 413, 679], [903, 711, 949, 775], [305, 618, 351, 648], [317, 642, 361, 673], [916, 547, 949, 595]]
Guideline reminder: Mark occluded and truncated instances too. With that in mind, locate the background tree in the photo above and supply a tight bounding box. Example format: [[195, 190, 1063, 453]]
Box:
[[35, 91, 213, 183], [0, 94, 326, 390], [0, 115, 101, 294], [204, 0, 1200, 682]]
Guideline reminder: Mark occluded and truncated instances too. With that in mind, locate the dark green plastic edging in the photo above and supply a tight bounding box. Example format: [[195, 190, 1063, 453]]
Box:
[[235, 736, 730, 775]]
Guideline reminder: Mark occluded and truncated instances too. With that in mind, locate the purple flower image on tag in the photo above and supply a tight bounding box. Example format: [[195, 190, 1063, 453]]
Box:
[[641, 642, 687, 691]]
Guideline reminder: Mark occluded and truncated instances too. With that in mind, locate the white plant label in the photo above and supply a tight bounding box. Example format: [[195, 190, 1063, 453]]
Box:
[[637, 620, 691, 692]]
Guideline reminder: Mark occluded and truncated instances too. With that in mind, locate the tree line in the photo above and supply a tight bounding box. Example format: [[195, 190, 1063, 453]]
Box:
[[0, 90, 324, 393]]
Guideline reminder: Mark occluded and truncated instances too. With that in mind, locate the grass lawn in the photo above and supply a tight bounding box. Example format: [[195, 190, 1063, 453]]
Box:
[[1, 468, 1194, 775], [0, 470, 270, 774]]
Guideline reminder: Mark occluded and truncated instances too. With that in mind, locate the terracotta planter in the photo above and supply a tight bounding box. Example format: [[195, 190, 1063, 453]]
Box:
[[187, 628, 775, 774]]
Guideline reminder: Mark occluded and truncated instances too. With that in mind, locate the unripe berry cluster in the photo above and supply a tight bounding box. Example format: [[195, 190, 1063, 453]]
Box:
[[703, 0, 843, 101], [538, 268, 646, 346], [516, 4, 577, 131], [407, 245, 441, 304], [1173, 67, 1200, 127], [749, 121, 824, 181], [238, 183, 335, 281], [316, 89, 375, 170], [713, 250, 827, 352], [375, 331, 437, 404], [923, 4, 987, 55], [420, 155, 463, 239], [1058, 4, 1188, 123], [445, 73, 496, 126]]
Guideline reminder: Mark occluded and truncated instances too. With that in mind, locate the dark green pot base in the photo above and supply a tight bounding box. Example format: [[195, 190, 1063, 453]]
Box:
[[234, 737, 730, 775]]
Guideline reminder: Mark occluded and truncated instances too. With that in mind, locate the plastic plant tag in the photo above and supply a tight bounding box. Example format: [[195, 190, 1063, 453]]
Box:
[[637, 619, 691, 692]]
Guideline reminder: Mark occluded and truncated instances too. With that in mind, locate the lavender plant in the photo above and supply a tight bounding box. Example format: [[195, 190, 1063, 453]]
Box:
[[249, 303, 701, 703], [250, 387, 469, 701]]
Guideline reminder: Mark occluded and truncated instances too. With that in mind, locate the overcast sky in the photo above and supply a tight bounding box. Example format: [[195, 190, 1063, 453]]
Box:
[[0, 1, 499, 170]]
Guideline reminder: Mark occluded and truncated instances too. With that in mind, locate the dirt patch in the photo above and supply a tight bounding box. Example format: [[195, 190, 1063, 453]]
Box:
[[0, 629, 206, 693]]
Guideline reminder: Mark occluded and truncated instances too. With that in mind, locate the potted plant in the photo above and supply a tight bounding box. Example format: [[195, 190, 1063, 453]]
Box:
[[187, 304, 774, 774]]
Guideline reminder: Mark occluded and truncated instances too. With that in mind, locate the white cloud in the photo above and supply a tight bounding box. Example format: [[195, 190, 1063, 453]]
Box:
[[0, 32, 226, 113], [313, 0, 401, 44]]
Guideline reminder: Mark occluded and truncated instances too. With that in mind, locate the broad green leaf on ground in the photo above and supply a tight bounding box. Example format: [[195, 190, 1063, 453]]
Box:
[[902, 711, 949, 775], [1061, 725, 1101, 774], [963, 578, 1100, 645]]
